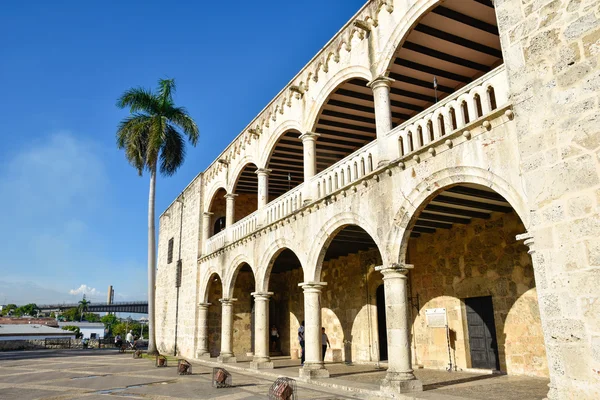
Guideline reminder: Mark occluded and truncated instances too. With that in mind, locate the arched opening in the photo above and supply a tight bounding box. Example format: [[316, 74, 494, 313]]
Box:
[[449, 107, 458, 130], [488, 86, 497, 110], [385, 0, 503, 126], [265, 130, 303, 201], [438, 114, 446, 136], [400, 184, 548, 378], [461, 101, 470, 124], [267, 248, 304, 359], [231, 163, 259, 220], [206, 273, 223, 357], [474, 94, 483, 118], [376, 285, 387, 361], [207, 188, 227, 237], [317, 225, 383, 364], [312, 78, 377, 173], [427, 120, 434, 142], [230, 263, 256, 358], [417, 126, 424, 148]]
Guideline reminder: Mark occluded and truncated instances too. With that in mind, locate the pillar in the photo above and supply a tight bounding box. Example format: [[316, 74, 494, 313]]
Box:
[[202, 212, 213, 255], [250, 292, 274, 369], [299, 132, 320, 203], [196, 303, 211, 358], [224, 193, 237, 243], [368, 76, 395, 166], [256, 168, 271, 209], [217, 298, 237, 363], [375, 263, 422, 393], [298, 282, 329, 378]]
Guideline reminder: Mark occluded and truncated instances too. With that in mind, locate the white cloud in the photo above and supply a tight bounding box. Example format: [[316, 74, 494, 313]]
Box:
[[69, 284, 102, 298]]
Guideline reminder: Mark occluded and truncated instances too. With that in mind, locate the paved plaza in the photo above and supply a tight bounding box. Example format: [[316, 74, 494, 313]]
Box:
[[0, 349, 549, 399]]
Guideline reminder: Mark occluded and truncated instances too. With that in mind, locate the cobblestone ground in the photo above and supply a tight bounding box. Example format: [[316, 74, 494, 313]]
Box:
[[0, 350, 358, 399], [0, 350, 550, 400]]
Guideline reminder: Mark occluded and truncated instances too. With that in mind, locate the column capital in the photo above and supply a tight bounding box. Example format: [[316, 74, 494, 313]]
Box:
[[198, 302, 211, 309], [251, 291, 273, 300], [224, 193, 238, 200], [255, 168, 272, 177], [375, 263, 413, 277], [367, 75, 395, 89], [219, 298, 238, 305], [516, 231, 535, 254], [203, 211, 214, 217], [299, 132, 320, 142], [298, 282, 327, 293]]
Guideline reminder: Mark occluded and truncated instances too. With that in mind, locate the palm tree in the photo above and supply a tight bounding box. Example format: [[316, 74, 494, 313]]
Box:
[[78, 295, 90, 322], [116, 78, 199, 354]]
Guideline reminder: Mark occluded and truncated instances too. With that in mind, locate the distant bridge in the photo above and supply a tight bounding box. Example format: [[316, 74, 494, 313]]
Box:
[[38, 301, 148, 314]]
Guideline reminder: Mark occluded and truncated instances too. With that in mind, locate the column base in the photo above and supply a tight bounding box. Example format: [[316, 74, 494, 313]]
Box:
[[217, 354, 237, 363], [250, 357, 274, 369], [196, 351, 211, 359], [380, 371, 423, 394], [299, 362, 329, 379]]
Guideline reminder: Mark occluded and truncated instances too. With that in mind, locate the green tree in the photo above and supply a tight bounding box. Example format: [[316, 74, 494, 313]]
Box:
[[49, 312, 56, 319], [15, 303, 39, 317], [2, 304, 17, 316], [116, 78, 199, 354], [62, 325, 82, 339], [101, 314, 119, 336], [78, 296, 90, 322], [83, 313, 101, 322], [62, 308, 80, 322]]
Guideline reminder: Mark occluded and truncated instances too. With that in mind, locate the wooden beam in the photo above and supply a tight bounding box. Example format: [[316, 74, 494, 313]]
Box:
[[418, 212, 471, 224], [425, 204, 491, 219], [432, 6, 499, 35], [403, 41, 491, 72], [433, 195, 513, 213], [446, 186, 508, 202], [414, 24, 503, 58], [388, 71, 455, 93], [395, 59, 472, 83]]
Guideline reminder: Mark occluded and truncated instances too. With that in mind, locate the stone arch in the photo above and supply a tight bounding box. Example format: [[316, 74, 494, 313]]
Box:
[[258, 119, 304, 168], [307, 212, 387, 282], [199, 268, 223, 304], [256, 238, 306, 292], [305, 65, 373, 132], [223, 254, 257, 298], [227, 155, 260, 193], [376, 0, 444, 77], [204, 182, 228, 213], [387, 166, 530, 266]]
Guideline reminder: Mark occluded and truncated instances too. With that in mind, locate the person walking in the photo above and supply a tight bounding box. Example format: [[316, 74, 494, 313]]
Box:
[[298, 321, 305, 365], [321, 327, 331, 362], [126, 330, 134, 346]]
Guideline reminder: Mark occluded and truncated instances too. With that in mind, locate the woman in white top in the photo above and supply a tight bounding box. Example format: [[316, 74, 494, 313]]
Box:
[[321, 327, 331, 362]]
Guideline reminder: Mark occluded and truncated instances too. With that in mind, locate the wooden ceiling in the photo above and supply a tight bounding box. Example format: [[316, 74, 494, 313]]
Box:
[[243, 0, 502, 200]]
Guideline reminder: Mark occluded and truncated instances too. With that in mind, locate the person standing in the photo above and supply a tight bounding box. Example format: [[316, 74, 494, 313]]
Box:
[[270, 325, 280, 352], [321, 327, 331, 362], [126, 330, 134, 345], [298, 321, 305, 365]]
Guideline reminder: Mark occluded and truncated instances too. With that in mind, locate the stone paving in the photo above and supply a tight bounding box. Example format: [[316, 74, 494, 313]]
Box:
[[0, 349, 550, 399]]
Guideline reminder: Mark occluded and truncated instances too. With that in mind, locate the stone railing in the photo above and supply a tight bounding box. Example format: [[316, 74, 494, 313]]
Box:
[[312, 140, 378, 198], [205, 229, 226, 254], [230, 212, 259, 242], [388, 65, 508, 158], [265, 183, 304, 225]]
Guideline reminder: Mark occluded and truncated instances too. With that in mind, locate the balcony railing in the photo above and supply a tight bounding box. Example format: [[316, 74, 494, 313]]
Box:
[[388, 65, 508, 156], [312, 140, 378, 198], [202, 65, 508, 256]]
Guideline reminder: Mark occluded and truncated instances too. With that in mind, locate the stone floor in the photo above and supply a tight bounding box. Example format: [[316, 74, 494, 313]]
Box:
[[0, 349, 550, 400]]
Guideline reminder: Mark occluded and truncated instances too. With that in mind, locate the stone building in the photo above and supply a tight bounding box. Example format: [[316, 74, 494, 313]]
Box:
[[155, 0, 600, 398]]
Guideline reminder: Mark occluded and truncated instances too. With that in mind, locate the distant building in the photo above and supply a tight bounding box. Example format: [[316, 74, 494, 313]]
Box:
[[58, 322, 104, 339], [0, 317, 58, 327], [0, 324, 75, 341]]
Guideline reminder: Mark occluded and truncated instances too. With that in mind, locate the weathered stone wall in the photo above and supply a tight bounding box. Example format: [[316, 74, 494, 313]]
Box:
[[234, 193, 258, 222], [269, 268, 304, 357], [232, 269, 255, 357], [155, 174, 202, 356], [408, 211, 548, 378], [494, 0, 600, 396], [320, 250, 383, 363], [207, 278, 222, 357]]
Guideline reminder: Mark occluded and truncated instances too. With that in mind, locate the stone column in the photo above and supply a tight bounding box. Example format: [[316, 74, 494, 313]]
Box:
[[202, 212, 213, 254], [217, 298, 237, 363], [368, 76, 395, 166], [250, 292, 274, 369], [298, 282, 329, 378], [256, 168, 271, 209], [375, 263, 422, 393], [224, 193, 237, 243], [299, 132, 320, 203], [196, 303, 211, 358]]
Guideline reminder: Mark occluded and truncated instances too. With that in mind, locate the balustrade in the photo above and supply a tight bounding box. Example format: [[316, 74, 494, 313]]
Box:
[[230, 212, 258, 242]]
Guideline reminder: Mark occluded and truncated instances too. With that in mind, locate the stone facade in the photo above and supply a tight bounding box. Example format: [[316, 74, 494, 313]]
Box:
[[155, 0, 600, 398]]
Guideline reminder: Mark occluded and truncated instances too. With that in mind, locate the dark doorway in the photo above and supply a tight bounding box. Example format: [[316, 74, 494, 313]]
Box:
[[376, 285, 388, 361], [213, 217, 226, 235], [465, 296, 500, 370]]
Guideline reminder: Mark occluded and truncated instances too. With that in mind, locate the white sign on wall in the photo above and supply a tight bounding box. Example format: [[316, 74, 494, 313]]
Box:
[[425, 308, 447, 328]]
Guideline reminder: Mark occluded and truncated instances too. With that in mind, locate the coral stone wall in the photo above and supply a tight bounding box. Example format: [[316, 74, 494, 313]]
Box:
[[268, 268, 304, 357], [207, 279, 222, 357], [232, 269, 255, 357], [408, 211, 548, 378]]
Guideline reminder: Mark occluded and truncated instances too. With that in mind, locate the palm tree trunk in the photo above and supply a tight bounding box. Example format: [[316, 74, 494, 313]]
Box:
[[147, 162, 158, 355]]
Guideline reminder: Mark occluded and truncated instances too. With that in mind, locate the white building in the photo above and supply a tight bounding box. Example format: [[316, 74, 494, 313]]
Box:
[[58, 322, 105, 339], [0, 324, 75, 341]]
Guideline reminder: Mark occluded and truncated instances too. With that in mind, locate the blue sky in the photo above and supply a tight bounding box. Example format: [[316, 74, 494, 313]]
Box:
[[0, 0, 365, 305]]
